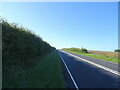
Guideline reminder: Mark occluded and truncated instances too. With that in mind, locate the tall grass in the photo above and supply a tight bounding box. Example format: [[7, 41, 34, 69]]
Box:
[[3, 50, 64, 88]]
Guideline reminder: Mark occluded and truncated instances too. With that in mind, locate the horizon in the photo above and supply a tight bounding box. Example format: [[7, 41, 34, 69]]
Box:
[[2, 2, 118, 52]]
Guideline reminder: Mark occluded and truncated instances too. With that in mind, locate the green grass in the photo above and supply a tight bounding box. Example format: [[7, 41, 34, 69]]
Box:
[[4, 50, 65, 88], [62, 49, 119, 64]]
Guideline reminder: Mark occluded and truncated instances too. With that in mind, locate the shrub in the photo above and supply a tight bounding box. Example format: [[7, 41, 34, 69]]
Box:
[[114, 49, 120, 52], [2, 19, 54, 72], [62, 47, 88, 53], [81, 48, 88, 53]]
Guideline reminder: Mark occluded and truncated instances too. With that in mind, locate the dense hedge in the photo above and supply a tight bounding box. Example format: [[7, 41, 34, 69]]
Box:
[[2, 19, 54, 71]]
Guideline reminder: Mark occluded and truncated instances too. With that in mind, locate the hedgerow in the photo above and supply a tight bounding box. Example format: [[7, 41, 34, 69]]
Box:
[[2, 19, 54, 74]]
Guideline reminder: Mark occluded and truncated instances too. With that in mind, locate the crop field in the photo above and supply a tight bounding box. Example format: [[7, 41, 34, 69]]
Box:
[[88, 50, 120, 59], [62, 48, 119, 63]]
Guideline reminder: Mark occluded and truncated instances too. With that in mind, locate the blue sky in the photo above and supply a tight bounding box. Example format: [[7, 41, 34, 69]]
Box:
[[2, 2, 118, 51]]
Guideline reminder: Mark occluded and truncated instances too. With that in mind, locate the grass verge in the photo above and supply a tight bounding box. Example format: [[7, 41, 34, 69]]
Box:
[[62, 49, 119, 64], [4, 50, 65, 88]]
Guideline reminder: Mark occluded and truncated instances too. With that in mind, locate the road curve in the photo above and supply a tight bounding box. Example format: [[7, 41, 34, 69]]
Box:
[[58, 50, 119, 88]]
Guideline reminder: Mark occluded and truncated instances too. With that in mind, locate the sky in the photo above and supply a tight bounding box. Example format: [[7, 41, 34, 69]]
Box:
[[2, 2, 118, 51]]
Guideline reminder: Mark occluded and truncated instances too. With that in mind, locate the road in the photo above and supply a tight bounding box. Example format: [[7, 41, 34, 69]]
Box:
[[58, 50, 119, 88]]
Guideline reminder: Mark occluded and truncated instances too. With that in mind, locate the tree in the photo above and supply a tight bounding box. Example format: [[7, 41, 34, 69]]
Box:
[[81, 48, 88, 53], [114, 49, 120, 52]]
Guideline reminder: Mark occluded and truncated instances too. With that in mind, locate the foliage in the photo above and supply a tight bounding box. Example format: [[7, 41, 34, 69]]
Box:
[[114, 49, 120, 52], [2, 19, 55, 77], [62, 47, 88, 53], [62, 48, 119, 63], [3, 51, 64, 88], [81, 47, 88, 53]]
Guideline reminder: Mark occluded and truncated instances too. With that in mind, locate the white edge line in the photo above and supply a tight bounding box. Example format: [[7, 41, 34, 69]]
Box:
[[57, 51, 79, 90], [61, 50, 120, 76]]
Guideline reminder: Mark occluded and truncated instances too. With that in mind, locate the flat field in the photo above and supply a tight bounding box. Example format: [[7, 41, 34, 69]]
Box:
[[62, 49, 119, 63], [88, 50, 120, 58]]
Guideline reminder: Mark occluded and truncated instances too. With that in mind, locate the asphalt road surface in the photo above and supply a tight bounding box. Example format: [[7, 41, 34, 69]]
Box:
[[58, 50, 119, 88]]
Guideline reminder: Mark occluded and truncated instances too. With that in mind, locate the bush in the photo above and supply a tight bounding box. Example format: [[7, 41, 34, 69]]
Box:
[[62, 47, 88, 53], [2, 19, 54, 72], [114, 49, 120, 52], [81, 48, 88, 53]]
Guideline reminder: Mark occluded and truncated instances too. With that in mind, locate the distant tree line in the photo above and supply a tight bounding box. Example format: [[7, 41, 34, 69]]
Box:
[[2, 19, 55, 73], [114, 49, 120, 52], [62, 47, 88, 53]]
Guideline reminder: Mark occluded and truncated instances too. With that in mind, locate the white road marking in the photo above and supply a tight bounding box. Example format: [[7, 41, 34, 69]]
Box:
[[60, 50, 120, 76], [57, 51, 79, 90]]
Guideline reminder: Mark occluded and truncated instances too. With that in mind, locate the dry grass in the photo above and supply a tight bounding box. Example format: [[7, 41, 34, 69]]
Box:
[[88, 50, 120, 59], [63, 49, 119, 63]]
